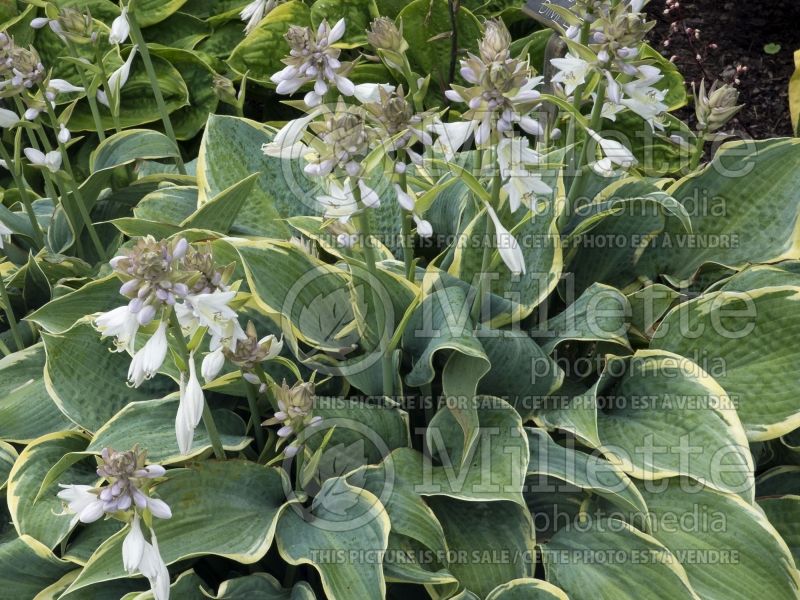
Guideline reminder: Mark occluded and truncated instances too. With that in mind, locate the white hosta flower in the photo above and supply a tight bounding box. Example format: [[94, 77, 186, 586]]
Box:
[[30, 17, 50, 29], [24, 148, 62, 173], [485, 204, 525, 275], [353, 82, 395, 104], [109, 6, 130, 45], [413, 215, 433, 238], [0, 221, 11, 249], [98, 45, 138, 108], [240, 0, 282, 35], [57, 124, 71, 144], [57, 484, 105, 524], [139, 533, 170, 600], [550, 53, 591, 96], [201, 348, 225, 382], [127, 321, 168, 387], [122, 513, 146, 574], [586, 128, 638, 176], [497, 137, 552, 213], [48, 78, 84, 95], [177, 291, 242, 345], [317, 179, 358, 221], [96, 305, 140, 353], [261, 111, 316, 159], [176, 354, 204, 455], [0, 108, 19, 128], [431, 120, 476, 161], [24, 107, 41, 121], [394, 185, 414, 212], [620, 77, 668, 130]]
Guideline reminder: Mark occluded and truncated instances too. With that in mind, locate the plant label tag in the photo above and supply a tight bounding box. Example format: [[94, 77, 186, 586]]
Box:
[[522, 0, 576, 30]]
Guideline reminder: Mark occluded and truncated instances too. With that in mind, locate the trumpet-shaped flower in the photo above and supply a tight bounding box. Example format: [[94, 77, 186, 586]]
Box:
[[240, 0, 283, 35], [57, 484, 105, 524], [109, 6, 130, 44], [24, 148, 62, 172], [0, 107, 19, 127], [139, 533, 170, 600], [96, 305, 140, 353], [122, 512, 146, 574], [496, 137, 552, 213], [586, 128, 638, 176], [486, 204, 525, 275], [550, 53, 591, 96], [176, 354, 204, 455], [98, 46, 138, 108], [127, 321, 168, 387]]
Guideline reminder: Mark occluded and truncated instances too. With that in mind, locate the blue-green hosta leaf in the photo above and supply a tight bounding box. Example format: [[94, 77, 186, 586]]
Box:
[[132, 0, 188, 26], [141, 12, 212, 49], [148, 47, 220, 140], [65, 461, 288, 595], [638, 480, 800, 600], [713, 262, 800, 293], [63, 518, 125, 566], [651, 286, 800, 440], [133, 186, 198, 225], [384, 398, 529, 506], [120, 569, 209, 599], [542, 519, 700, 600], [87, 397, 251, 464], [181, 173, 258, 233], [27, 276, 122, 335], [90, 130, 179, 173], [485, 578, 569, 600], [275, 477, 390, 600], [626, 283, 680, 338], [0, 536, 74, 598], [0, 441, 17, 491], [535, 282, 632, 354], [642, 138, 800, 282], [43, 321, 176, 432], [0, 344, 74, 443], [206, 573, 316, 599], [7, 431, 94, 549], [228, 1, 312, 84], [759, 495, 800, 566], [526, 428, 650, 525], [427, 497, 536, 598]]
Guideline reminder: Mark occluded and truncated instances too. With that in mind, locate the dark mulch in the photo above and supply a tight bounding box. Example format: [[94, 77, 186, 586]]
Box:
[[645, 0, 800, 138]]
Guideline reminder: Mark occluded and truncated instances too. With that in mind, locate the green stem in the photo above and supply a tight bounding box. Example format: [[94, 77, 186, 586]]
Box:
[[41, 101, 107, 260], [690, 132, 705, 170], [564, 22, 592, 199], [168, 311, 226, 460], [354, 188, 394, 399], [65, 39, 106, 142], [245, 380, 266, 452], [470, 149, 501, 324], [397, 152, 415, 282], [567, 79, 607, 209], [93, 44, 122, 134], [126, 7, 186, 174], [0, 274, 23, 352], [0, 141, 44, 247]]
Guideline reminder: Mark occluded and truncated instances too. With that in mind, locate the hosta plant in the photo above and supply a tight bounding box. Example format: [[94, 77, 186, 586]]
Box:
[[1, 0, 800, 599]]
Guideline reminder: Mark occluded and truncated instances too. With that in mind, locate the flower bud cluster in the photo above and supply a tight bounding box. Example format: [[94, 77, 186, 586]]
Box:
[[694, 79, 742, 134], [263, 381, 322, 457]]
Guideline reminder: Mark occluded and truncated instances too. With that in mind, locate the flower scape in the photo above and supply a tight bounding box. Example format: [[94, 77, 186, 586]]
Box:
[[0, 0, 799, 599]]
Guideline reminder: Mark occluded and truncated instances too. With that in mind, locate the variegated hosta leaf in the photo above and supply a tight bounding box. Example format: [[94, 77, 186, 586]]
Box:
[[120, 569, 209, 600], [275, 477, 390, 600], [542, 518, 700, 600], [0, 441, 17, 491], [637, 479, 800, 600], [536, 350, 754, 501], [42, 321, 175, 432], [0, 344, 74, 443], [0, 536, 74, 598], [27, 276, 122, 335], [652, 286, 800, 440], [526, 428, 649, 525], [64, 461, 288, 595], [428, 497, 536, 598], [204, 573, 316, 599], [759, 495, 800, 566], [7, 431, 93, 550], [485, 578, 569, 600]]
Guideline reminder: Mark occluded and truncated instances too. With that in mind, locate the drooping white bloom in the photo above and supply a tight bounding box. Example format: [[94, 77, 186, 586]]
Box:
[[122, 513, 146, 574], [47, 78, 85, 94], [261, 111, 317, 159], [176, 354, 204, 455], [0, 221, 11, 249], [96, 305, 140, 353], [413, 215, 433, 238], [485, 204, 525, 275], [127, 321, 168, 387], [550, 53, 591, 96], [317, 179, 358, 221], [138, 534, 170, 600], [109, 6, 130, 45], [431, 120, 476, 161], [240, 0, 282, 35], [394, 185, 414, 211], [176, 291, 244, 349], [0, 108, 19, 128], [586, 128, 638, 176], [353, 82, 395, 104], [98, 45, 138, 107], [201, 348, 225, 382], [496, 137, 552, 213], [24, 148, 62, 172], [57, 484, 105, 524], [620, 70, 668, 129]]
